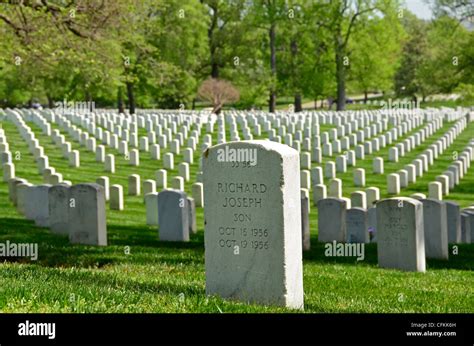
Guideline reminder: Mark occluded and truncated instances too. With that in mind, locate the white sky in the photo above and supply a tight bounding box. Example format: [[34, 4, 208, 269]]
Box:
[[405, 0, 434, 20]]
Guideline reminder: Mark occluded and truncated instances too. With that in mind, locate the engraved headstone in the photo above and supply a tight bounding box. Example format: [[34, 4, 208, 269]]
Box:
[[203, 140, 303, 309], [376, 197, 425, 272]]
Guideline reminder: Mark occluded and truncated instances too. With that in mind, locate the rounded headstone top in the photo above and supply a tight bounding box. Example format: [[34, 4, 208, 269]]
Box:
[[376, 196, 422, 207], [204, 140, 299, 159]]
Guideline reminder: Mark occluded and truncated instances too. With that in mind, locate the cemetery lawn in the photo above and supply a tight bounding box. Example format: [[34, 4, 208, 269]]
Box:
[[0, 119, 473, 313]]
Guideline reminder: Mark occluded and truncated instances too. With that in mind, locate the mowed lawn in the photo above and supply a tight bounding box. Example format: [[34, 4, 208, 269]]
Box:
[[0, 115, 473, 313]]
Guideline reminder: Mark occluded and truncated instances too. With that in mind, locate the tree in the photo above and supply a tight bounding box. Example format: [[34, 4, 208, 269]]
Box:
[[321, 0, 381, 110], [348, 3, 405, 102], [198, 78, 239, 114]]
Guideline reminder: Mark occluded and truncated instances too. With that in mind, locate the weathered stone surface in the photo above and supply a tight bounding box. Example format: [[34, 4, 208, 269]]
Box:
[[318, 198, 347, 242], [157, 189, 189, 242], [346, 207, 369, 243], [69, 183, 107, 246]]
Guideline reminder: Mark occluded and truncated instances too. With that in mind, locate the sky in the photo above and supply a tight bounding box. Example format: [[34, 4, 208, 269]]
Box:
[[405, 0, 434, 20]]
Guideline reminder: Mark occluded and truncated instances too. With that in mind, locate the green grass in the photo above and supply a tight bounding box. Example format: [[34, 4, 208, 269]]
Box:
[[0, 115, 473, 313]]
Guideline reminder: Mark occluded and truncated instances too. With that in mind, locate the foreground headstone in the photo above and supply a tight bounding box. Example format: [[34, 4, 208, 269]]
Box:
[[376, 197, 425, 272], [69, 184, 107, 246], [49, 184, 71, 235], [203, 140, 303, 309], [421, 199, 448, 259], [157, 189, 189, 241]]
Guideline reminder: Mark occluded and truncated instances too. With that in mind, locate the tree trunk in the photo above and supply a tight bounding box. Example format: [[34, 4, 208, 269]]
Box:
[[213, 103, 223, 114], [364, 91, 368, 104], [192, 98, 196, 110], [85, 90, 93, 112], [47, 94, 54, 108], [269, 23, 277, 113], [314, 98, 318, 110], [211, 62, 219, 79], [117, 87, 125, 114], [126, 81, 136, 115], [335, 34, 346, 111], [294, 94, 302, 112]]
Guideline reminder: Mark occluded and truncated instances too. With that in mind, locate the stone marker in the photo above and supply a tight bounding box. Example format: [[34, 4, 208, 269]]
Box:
[[351, 191, 367, 209], [8, 178, 27, 205], [96, 176, 110, 201], [376, 197, 425, 272], [203, 140, 303, 309], [145, 192, 159, 226], [373, 157, 384, 174], [460, 212, 471, 243], [26, 184, 52, 227], [445, 201, 461, 243], [156, 169, 167, 189], [16, 182, 33, 215], [366, 187, 380, 207], [313, 184, 327, 206], [192, 182, 204, 207], [157, 189, 189, 242], [387, 173, 400, 194], [346, 207, 369, 243], [318, 198, 347, 242], [49, 184, 71, 235], [329, 178, 342, 199], [354, 168, 365, 187], [110, 184, 124, 211], [187, 196, 197, 235], [69, 183, 107, 246], [421, 199, 448, 259], [128, 174, 141, 196], [428, 181, 443, 200], [301, 188, 310, 251]]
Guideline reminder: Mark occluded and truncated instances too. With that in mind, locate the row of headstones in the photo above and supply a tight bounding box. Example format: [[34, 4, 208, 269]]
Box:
[[4, 110, 202, 192], [385, 117, 472, 195], [8, 179, 107, 245], [317, 116, 441, 184], [317, 196, 473, 248], [6, 111, 63, 181], [0, 129, 16, 183], [3, 111, 207, 224], [94, 173, 204, 209], [7, 176, 202, 245], [427, 138, 474, 200], [311, 117, 471, 198], [298, 113, 445, 193], [30, 109, 200, 169]]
